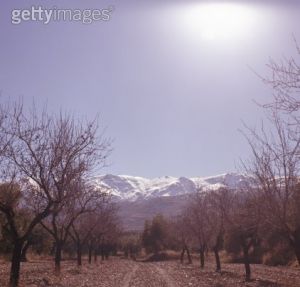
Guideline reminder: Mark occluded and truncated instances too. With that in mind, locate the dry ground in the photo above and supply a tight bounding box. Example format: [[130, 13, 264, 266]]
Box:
[[0, 257, 299, 287]]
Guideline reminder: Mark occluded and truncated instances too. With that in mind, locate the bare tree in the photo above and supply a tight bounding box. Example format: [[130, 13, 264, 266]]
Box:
[[262, 40, 300, 115], [0, 101, 111, 286], [224, 188, 261, 282], [119, 232, 141, 261], [69, 190, 113, 266], [185, 192, 213, 269], [0, 103, 57, 287], [206, 187, 231, 272], [40, 180, 108, 271], [76, 198, 120, 264], [184, 189, 233, 271], [93, 204, 121, 262], [243, 110, 300, 266], [171, 215, 193, 264]]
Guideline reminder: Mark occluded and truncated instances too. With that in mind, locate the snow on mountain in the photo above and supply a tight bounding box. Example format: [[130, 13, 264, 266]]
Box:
[[93, 173, 249, 201], [192, 173, 250, 191]]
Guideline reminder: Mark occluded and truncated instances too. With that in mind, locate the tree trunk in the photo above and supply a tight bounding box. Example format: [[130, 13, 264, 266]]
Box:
[[199, 249, 205, 269], [292, 230, 300, 266], [94, 249, 98, 263], [55, 242, 62, 274], [88, 245, 92, 264], [9, 241, 23, 287], [77, 243, 82, 266], [242, 244, 251, 282], [293, 243, 300, 266], [214, 248, 221, 272], [20, 241, 30, 262], [105, 249, 109, 260], [186, 246, 192, 264], [101, 248, 105, 261], [199, 246, 205, 269], [180, 248, 185, 264]]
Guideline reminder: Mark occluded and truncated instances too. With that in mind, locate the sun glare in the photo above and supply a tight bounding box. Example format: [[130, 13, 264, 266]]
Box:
[[182, 3, 257, 43]]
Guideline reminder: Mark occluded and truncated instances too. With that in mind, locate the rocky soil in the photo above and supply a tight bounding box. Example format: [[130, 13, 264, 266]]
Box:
[[0, 257, 299, 287]]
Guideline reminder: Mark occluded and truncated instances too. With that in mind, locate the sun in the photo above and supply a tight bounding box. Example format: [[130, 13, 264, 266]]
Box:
[[181, 3, 256, 43]]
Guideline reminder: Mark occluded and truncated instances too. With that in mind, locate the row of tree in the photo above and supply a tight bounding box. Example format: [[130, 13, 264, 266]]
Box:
[[0, 101, 118, 287], [180, 41, 300, 281], [141, 43, 300, 281], [141, 177, 299, 281]]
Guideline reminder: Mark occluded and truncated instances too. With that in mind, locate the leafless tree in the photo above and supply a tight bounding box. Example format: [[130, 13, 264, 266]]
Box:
[[69, 189, 114, 266], [206, 187, 232, 272], [179, 188, 230, 271], [40, 180, 108, 271], [243, 110, 300, 266], [224, 188, 261, 282], [238, 39, 300, 277], [262, 40, 300, 115], [0, 101, 111, 286], [171, 215, 193, 264], [185, 191, 213, 269], [92, 203, 121, 262]]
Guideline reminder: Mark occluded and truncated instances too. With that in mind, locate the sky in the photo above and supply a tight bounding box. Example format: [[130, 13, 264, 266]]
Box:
[[0, 0, 300, 178]]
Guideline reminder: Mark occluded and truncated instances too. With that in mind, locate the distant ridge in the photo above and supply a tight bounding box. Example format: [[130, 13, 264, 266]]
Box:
[[93, 173, 250, 201]]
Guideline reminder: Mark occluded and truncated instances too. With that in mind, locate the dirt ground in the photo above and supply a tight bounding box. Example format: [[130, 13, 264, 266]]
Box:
[[0, 257, 299, 287]]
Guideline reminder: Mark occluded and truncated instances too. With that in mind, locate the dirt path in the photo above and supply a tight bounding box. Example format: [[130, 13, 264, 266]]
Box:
[[126, 262, 170, 287], [153, 264, 177, 287], [122, 264, 139, 287], [0, 258, 299, 287]]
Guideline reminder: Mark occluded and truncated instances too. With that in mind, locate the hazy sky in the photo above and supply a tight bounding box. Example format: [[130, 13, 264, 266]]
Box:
[[0, 1, 300, 178]]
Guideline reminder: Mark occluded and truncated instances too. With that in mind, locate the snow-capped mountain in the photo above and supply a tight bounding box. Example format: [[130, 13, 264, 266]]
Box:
[[93, 173, 249, 201]]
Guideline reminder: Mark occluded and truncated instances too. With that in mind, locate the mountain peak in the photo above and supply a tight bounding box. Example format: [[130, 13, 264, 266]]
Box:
[[93, 173, 248, 201]]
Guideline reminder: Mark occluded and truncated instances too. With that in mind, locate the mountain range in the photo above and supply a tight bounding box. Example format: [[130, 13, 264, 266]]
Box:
[[92, 173, 249, 230], [93, 172, 249, 201]]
